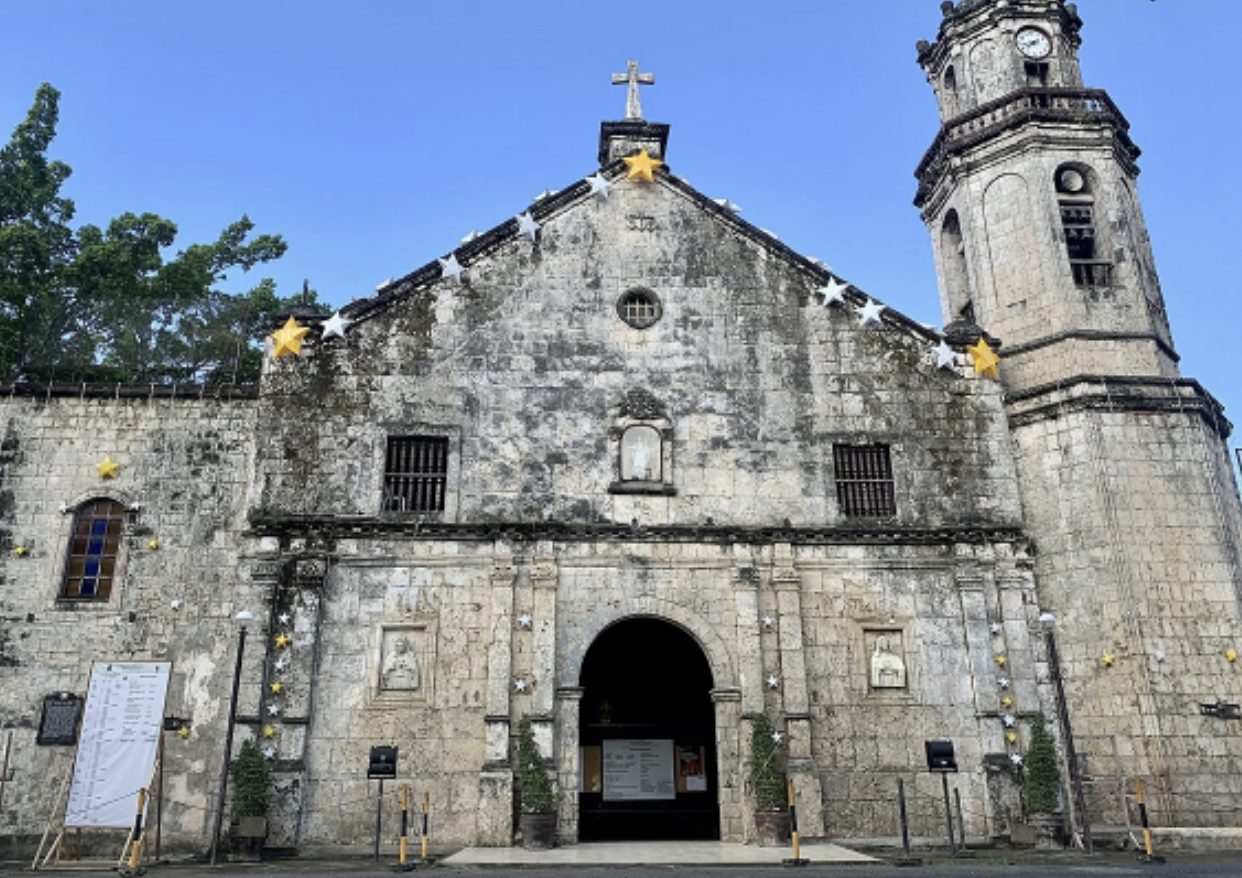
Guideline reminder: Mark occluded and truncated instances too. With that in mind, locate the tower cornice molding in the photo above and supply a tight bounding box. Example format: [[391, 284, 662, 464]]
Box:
[[913, 87, 1138, 208]]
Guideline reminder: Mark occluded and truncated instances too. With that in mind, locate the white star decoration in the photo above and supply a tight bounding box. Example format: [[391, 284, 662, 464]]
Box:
[[771, 730, 784, 744], [58, 503, 70, 514], [267, 702, 281, 716], [713, 198, 742, 212], [819, 278, 849, 307], [321, 311, 351, 340], [761, 616, 776, 630], [275, 657, 289, 673], [935, 341, 956, 370], [438, 254, 465, 284], [170, 599, 183, 611], [262, 745, 277, 761], [766, 674, 780, 690], [514, 678, 528, 693], [1003, 714, 1016, 728], [858, 298, 886, 327], [277, 612, 291, 626], [586, 173, 613, 200], [515, 212, 540, 241], [460, 230, 481, 244], [997, 676, 1010, 689], [517, 614, 533, 630], [1010, 753, 1023, 766], [532, 189, 556, 202], [990, 622, 1003, 635]]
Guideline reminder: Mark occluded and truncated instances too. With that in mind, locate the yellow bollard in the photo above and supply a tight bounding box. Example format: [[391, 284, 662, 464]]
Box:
[[1134, 778, 1164, 863], [127, 787, 147, 870], [782, 777, 809, 866], [398, 784, 410, 867], [420, 790, 430, 860]]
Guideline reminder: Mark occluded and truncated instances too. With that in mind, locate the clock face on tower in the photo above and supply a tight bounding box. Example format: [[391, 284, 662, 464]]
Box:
[[1015, 27, 1052, 59]]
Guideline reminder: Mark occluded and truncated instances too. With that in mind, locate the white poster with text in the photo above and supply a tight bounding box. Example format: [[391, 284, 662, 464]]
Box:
[[66, 661, 171, 828], [602, 739, 675, 801]]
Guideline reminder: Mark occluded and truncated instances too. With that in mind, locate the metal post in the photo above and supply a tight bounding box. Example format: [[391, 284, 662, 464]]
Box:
[[941, 771, 957, 856], [155, 734, 164, 862], [398, 784, 410, 867], [1045, 625, 1093, 853], [1134, 778, 1163, 862], [897, 779, 912, 860], [209, 624, 247, 866], [953, 787, 965, 849], [0, 730, 12, 816], [374, 777, 384, 862], [127, 787, 148, 870], [782, 776, 808, 865]]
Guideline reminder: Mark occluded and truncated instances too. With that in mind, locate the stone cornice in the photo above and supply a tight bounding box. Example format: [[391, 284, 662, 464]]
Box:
[[245, 515, 1027, 548], [1, 381, 259, 401]]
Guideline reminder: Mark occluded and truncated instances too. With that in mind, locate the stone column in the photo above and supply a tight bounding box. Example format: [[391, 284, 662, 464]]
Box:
[[477, 554, 516, 845], [529, 554, 559, 768], [771, 546, 824, 838], [554, 686, 584, 845], [711, 687, 744, 842]]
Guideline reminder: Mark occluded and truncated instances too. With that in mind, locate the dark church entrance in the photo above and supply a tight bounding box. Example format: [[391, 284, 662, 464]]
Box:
[[578, 618, 719, 840]]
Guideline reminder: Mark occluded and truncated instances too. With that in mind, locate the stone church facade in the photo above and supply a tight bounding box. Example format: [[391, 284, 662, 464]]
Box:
[[2, 0, 1241, 854]]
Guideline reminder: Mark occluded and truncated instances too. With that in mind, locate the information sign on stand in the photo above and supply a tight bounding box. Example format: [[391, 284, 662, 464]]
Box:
[[66, 662, 171, 828]]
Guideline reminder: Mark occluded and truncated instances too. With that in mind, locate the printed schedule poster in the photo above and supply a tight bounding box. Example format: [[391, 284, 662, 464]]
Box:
[[602, 739, 675, 801], [65, 661, 171, 828]]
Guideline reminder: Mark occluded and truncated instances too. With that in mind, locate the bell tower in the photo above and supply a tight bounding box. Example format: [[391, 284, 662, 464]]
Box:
[[916, 0, 1242, 836], [916, 0, 1176, 392]]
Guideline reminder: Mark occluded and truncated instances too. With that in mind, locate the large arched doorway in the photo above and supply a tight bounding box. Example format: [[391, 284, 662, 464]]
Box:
[[577, 617, 719, 840]]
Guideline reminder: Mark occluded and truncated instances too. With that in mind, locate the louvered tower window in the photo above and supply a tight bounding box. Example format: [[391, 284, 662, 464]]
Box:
[[833, 444, 896, 518], [383, 436, 449, 512]]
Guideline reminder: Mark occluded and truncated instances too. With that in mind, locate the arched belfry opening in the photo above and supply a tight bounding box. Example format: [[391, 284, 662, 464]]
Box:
[[577, 617, 719, 840]]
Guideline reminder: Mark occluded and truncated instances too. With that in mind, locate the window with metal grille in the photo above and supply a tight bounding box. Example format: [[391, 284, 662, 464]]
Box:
[[61, 498, 126, 600], [617, 288, 662, 329], [383, 436, 449, 512], [833, 444, 896, 518]]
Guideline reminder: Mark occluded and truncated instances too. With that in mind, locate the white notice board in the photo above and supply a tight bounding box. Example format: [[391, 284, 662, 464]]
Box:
[[65, 661, 171, 828], [603, 739, 675, 801]]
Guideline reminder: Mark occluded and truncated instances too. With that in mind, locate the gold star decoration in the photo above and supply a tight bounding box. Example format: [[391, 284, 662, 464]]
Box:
[[262, 725, 277, 739], [274, 633, 291, 649], [994, 654, 1007, 667], [147, 539, 159, 550], [178, 725, 191, 740], [1101, 653, 1116, 668], [622, 149, 663, 183], [967, 338, 1000, 380], [1226, 648, 1238, 663], [270, 680, 284, 695], [96, 456, 120, 479], [1006, 731, 1018, 744], [1001, 695, 1014, 709], [13, 545, 28, 557], [271, 316, 310, 359]]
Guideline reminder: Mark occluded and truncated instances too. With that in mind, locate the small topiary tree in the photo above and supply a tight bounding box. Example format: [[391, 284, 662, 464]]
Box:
[[230, 739, 272, 820], [750, 715, 786, 811], [515, 717, 556, 813], [1023, 713, 1061, 814]]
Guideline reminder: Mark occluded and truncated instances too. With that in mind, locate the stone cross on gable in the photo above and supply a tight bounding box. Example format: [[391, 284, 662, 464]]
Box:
[[611, 60, 655, 121]]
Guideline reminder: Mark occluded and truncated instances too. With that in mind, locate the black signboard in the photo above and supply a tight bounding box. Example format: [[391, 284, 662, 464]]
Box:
[[37, 692, 82, 745], [924, 739, 958, 773], [368, 745, 398, 778]]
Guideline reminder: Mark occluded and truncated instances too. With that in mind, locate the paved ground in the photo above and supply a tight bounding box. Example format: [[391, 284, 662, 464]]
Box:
[[8, 849, 1242, 877]]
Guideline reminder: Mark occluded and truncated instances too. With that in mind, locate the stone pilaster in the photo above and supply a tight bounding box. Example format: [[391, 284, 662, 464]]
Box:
[[711, 687, 744, 842], [476, 555, 516, 845], [554, 686, 584, 845]]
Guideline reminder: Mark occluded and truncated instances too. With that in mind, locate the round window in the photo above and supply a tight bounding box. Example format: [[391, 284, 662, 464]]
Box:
[[616, 288, 662, 329]]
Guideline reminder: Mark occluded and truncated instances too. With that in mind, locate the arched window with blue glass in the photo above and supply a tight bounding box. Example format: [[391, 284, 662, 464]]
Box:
[[61, 498, 126, 600]]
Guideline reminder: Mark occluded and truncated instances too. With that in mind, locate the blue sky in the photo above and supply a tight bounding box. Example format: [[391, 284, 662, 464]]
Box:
[[2, 1, 1240, 463]]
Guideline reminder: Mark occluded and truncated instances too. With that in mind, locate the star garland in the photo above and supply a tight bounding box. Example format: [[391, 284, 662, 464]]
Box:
[[263, 608, 296, 760]]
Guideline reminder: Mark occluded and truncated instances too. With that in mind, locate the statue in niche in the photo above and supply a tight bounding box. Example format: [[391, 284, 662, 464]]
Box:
[[621, 425, 660, 481], [870, 635, 907, 689], [381, 633, 421, 691]]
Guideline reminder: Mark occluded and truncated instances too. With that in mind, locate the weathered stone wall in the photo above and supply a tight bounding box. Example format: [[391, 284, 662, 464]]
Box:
[[1008, 391, 1242, 827], [0, 391, 259, 853]]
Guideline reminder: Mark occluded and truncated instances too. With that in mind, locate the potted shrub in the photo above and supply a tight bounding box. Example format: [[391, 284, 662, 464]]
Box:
[[750, 715, 790, 846], [1022, 714, 1064, 848], [229, 739, 272, 861], [515, 717, 558, 849]]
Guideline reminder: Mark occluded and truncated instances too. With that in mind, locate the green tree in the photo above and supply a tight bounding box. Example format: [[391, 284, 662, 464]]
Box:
[[750, 715, 786, 810], [0, 83, 303, 385], [515, 716, 557, 813], [230, 739, 272, 820], [1024, 713, 1061, 814]]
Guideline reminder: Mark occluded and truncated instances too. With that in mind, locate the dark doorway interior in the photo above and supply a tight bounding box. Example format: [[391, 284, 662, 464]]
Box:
[[578, 617, 719, 841]]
